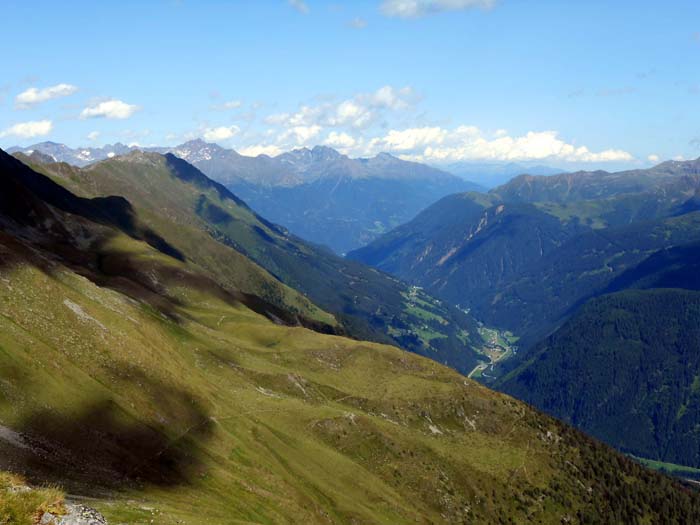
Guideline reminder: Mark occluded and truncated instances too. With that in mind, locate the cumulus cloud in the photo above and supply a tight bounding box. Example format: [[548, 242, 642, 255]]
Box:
[[288, 0, 309, 14], [324, 131, 358, 149], [80, 99, 139, 119], [266, 85, 415, 131], [364, 126, 633, 163], [203, 125, 240, 141], [369, 126, 448, 151], [381, 0, 495, 18], [87, 130, 100, 141], [15, 83, 78, 109], [278, 125, 322, 146], [0, 119, 53, 138], [647, 154, 660, 163]]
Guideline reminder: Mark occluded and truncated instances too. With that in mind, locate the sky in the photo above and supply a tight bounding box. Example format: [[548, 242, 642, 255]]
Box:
[[1, 0, 699, 169]]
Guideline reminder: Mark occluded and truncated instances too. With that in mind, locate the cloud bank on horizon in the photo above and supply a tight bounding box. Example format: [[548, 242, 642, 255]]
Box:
[[1, 0, 698, 166], [0, 82, 638, 165]]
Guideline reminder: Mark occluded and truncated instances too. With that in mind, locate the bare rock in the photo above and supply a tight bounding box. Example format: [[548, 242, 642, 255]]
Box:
[[40, 504, 108, 525]]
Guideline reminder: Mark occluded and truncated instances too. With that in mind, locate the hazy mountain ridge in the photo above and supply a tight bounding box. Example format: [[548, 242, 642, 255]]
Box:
[[440, 161, 564, 188], [11, 140, 482, 253], [492, 159, 700, 203], [162, 141, 484, 253], [8, 141, 133, 167]]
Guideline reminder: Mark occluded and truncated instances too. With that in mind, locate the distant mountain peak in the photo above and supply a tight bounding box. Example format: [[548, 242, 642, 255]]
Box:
[[375, 152, 398, 160], [168, 139, 235, 163], [310, 145, 343, 160], [180, 138, 212, 148]]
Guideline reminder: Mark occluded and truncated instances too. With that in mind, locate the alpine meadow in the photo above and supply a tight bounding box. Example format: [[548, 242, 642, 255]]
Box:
[[2, 1, 700, 524]]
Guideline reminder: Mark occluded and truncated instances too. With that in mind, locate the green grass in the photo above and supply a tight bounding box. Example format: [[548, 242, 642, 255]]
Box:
[[535, 200, 610, 229], [0, 472, 65, 525], [404, 302, 447, 325], [26, 153, 485, 373], [0, 231, 689, 523], [630, 456, 700, 480], [3, 153, 700, 523]]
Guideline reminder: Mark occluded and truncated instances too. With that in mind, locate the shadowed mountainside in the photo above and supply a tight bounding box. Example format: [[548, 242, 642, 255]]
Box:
[[2, 148, 700, 523], [19, 150, 486, 374]]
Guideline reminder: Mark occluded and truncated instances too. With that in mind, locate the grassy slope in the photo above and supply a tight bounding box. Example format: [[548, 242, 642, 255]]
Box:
[[22, 152, 484, 374], [2, 153, 700, 523], [2, 231, 700, 524], [0, 472, 64, 525], [16, 152, 335, 329]]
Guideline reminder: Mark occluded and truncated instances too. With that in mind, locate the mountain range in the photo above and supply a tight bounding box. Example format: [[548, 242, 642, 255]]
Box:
[[10, 140, 482, 254], [349, 156, 700, 472], [5, 147, 700, 523], [349, 158, 700, 348]]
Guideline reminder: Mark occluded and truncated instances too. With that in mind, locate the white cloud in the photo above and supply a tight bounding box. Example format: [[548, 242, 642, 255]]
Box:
[[381, 0, 495, 18], [266, 85, 415, 131], [324, 131, 357, 149], [238, 144, 284, 157], [369, 126, 447, 151], [332, 100, 374, 128], [15, 83, 78, 109], [80, 99, 139, 119], [278, 125, 322, 145], [87, 130, 100, 141], [647, 154, 660, 163], [363, 126, 633, 163], [288, 0, 309, 14], [203, 125, 240, 141], [0, 120, 53, 138]]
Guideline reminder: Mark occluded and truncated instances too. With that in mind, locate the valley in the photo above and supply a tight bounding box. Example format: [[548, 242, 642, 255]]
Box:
[[3, 3, 700, 519], [467, 327, 519, 380], [2, 148, 698, 522]]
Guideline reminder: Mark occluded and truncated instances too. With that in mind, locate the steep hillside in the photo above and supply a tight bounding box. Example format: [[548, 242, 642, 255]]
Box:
[[17, 150, 485, 374], [475, 211, 700, 343], [603, 241, 700, 293], [350, 159, 700, 351], [348, 193, 586, 308], [6, 150, 335, 331], [11, 141, 481, 254], [499, 289, 700, 469], [2, 147, 700, 524]]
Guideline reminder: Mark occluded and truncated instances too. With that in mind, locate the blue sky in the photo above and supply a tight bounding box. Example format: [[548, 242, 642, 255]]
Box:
[[1, 0, 699, 169]]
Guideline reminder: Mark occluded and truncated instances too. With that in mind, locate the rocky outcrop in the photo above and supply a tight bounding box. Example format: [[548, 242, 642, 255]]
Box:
[[40, 504, 107, 525]]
